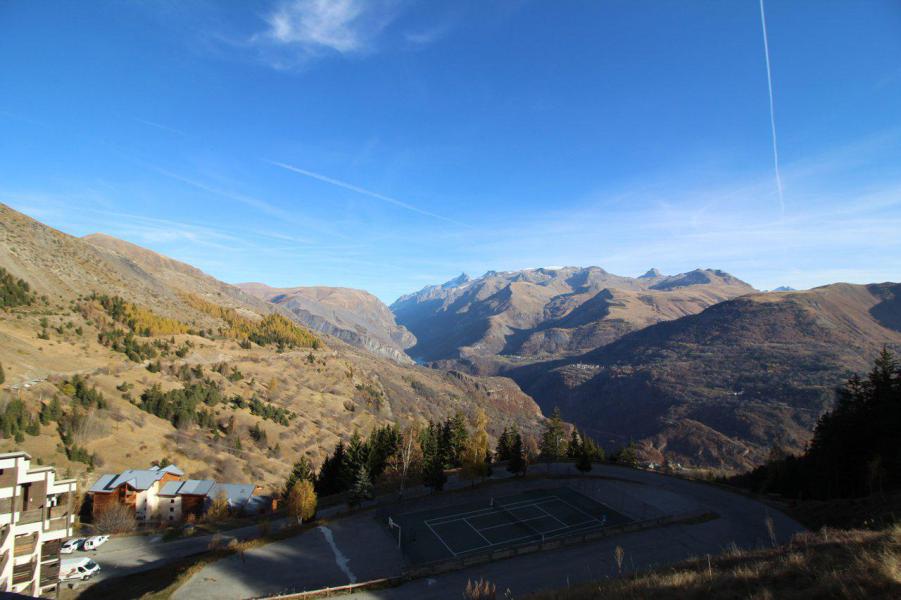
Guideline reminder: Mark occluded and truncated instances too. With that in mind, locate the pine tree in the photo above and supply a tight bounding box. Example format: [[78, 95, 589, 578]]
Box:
[[507, 431, 526, 476], [423, 452, 447, 492], [366, 424, 400, 481], [576, 436, 593, 472], [347, 465, 373, 508], [566, 429, 581, 459], [495, 427, 514, 461], [616, 442, 639, 468], [285, 456, 315, 497], [582, 433, 605, 462], [316, 441, 352, 496], [539, 407, 566, 467], [346, 430, 369, 473], [448, 412, 469, 467]]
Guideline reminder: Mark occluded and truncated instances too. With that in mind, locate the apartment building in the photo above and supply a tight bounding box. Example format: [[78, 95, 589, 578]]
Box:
[[0, 451, 76, 597]]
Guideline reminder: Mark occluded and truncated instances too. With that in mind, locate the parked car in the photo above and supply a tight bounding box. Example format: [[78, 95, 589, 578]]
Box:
[[83, 535, 110, 550], [60, 558, 100, 581], [60, 538, 85, 554]]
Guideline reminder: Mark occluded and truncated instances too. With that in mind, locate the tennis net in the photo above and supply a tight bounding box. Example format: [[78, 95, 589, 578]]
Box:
[[490, 497, 545, 542]]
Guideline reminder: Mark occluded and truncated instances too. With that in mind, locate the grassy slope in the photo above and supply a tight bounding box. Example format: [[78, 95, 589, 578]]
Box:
[[0, 204, 544, 495], [528, 526, 901, 599]]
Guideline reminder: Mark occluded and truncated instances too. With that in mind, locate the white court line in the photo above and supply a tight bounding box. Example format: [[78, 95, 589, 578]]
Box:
[[534, 503, 569, 529], [426, 496, 560, 526], [478, 514, 551, 532], [425, 520, 459, 557], [463, 518, 492, 545], [425, 492, 613, 557], [551, 495, 607, 524]]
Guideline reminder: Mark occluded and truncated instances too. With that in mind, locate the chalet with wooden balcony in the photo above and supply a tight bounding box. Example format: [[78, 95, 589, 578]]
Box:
[[0, 451, 76, 597], [88, 464, 184, 523], [90, 466, 273, 525]]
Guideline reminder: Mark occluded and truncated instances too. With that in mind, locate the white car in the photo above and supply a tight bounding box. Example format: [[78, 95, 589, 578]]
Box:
[[60, 538, 85, 554], [60, 558, 100, 581], [83, 535, 110, 550]]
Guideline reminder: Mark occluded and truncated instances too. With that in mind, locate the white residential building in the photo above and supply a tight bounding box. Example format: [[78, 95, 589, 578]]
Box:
[[0, 451, 76, 597]]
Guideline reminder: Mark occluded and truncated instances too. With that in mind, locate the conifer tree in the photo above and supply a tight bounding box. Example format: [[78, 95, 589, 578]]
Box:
[[284, 456, 315, 497], [316, 441, 351, 497], [507, 431, 527, 476], [576, 436, 593, 472], [539, 407, 566, 468], [348, 464, 374, 507], [423, 452, 447, 491], [495, 427, 514, 461], [566, 429, 581, 459]]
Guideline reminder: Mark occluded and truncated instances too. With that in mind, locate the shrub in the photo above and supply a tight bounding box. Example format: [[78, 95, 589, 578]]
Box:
[[94, 502, 137, 534]]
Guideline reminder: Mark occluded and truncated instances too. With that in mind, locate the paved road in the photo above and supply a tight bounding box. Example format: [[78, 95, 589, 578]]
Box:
[[172, 463, 805, 599]]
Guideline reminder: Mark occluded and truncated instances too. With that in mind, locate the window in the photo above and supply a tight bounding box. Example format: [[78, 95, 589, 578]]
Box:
[[169, 507, 174, 512]]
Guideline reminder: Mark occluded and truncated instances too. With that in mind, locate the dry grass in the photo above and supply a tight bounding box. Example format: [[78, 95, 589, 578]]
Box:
[[528, 526, 901, 600]]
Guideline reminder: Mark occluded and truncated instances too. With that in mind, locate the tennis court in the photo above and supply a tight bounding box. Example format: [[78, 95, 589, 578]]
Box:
[[388, 487, 632, 565]]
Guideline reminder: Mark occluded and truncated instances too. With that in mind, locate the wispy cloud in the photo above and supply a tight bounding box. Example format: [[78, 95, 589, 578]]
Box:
[[252, 0, 403, 67], [135, 118, 187, 137], [266, 159, 468, 226], [403, 23, 452, 48]]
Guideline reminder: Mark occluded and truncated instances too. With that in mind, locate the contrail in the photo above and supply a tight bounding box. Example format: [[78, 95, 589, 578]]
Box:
[[267, 160, 468, 226], [759, 0, 784, 214]]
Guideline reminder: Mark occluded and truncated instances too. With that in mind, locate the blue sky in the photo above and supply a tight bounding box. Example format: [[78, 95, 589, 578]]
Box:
[[1, 1, 900, 303]]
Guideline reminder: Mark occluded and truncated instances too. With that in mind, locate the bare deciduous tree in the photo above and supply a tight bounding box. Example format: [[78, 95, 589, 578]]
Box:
[[94, 502, 136, 534]]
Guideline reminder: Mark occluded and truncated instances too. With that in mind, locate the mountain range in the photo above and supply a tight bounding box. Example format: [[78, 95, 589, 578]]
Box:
[[0, 204, 542, 490], [391, 266, 756, 364], [3, 202, 900, 477], [390, 266, 901, 470]]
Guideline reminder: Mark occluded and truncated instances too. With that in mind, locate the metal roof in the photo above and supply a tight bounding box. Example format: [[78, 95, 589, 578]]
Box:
[[159, 479, 215, 496], [89, 464, 184, 493], [88, 473, 117, 493], [209, 483, 257, 507]]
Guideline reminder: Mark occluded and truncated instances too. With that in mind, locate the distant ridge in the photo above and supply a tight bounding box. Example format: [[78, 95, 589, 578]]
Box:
[[237, 283, 415, 363], [392, 266, 755, 363]]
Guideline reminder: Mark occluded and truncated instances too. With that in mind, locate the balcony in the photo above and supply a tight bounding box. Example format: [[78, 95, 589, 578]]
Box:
[[46, 516, 70, 534], [12, 559, 35, 585], [41, 540, 61, 564], [45, 506, 69, 520], [17, 508, 44, 525], [13, 533, 38, 557]]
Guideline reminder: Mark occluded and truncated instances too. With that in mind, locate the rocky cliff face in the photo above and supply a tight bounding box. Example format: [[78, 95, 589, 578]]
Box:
[[238, 283, 416, 364]]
